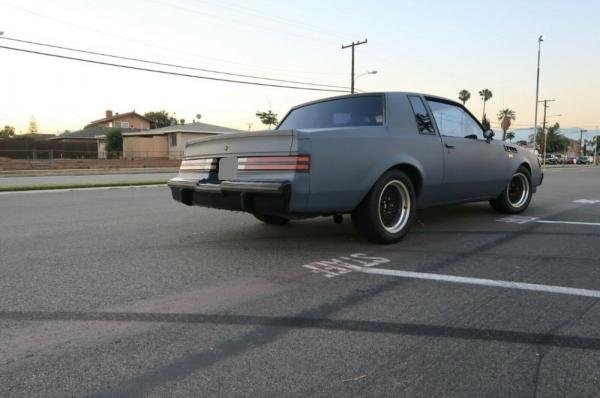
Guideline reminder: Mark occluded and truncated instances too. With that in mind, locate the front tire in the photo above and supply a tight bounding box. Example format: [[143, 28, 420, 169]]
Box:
[[351, 170, 416, 244], [253, 214, 290, 225], [489, 166, 533, 214]]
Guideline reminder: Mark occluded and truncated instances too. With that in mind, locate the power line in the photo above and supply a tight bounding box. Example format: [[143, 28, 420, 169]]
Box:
[[0, 44, 349, 93], [191, 0, 347, 40], [0, 36, 349, 90], [0, 1, 344, 76], [149, 0, 340, 48]]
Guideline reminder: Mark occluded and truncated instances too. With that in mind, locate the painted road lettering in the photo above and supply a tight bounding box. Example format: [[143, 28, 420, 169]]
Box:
[[497, 216, 539, 224], [303, 253, 390, 278]]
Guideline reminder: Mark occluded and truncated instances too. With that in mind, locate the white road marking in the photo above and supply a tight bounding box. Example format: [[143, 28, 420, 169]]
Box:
[[0, 184, 166, 195], [536, 220, 600, 227], [302, 255, 600, 298], [357, 267, 600, 298], [497, 216, 539, 224], [573, 199, 600, 204]]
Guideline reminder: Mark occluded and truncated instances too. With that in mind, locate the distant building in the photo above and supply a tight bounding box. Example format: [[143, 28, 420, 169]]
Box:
[[120, 122, 244, 159], [87, 110, 152, 130]]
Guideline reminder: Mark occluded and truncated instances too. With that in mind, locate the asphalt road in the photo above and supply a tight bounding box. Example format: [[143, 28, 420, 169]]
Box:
[[1, 167, 599, 397], [0, 172, 175, 187]]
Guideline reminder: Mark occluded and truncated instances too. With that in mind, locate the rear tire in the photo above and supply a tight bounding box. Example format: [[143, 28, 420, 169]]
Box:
[[253, 214, 290, 225], [489, 166, 533, 214], [351, 170, 416, 244]]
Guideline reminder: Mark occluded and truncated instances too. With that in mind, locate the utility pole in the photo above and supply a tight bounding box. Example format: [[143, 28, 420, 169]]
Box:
[[580, 129, 588, 156], [534, 35, 543, 155], [342, 39, 367, 94], [539, 98, 555, 168], [595, 128, 599, 166], [247, 123, 253, 132]]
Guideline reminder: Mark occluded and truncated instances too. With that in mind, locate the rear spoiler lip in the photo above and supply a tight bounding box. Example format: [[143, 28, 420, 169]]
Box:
[[186, 129, 294, 147]]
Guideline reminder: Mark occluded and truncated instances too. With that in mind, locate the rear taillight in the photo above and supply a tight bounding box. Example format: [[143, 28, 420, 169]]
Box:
[[237, 155, 310, 172], [179, 158, 217, 172]]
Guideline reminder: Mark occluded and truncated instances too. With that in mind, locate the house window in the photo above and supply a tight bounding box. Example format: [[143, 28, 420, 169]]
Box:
[[119, 121, 130, 128], [170, 133, 177, 146]]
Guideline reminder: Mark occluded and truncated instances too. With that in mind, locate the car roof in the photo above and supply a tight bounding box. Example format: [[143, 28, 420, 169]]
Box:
[[288, 92, 460, 111]]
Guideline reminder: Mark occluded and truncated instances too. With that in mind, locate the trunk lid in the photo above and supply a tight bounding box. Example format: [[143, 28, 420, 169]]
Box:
[[184, 129, 295, 158]]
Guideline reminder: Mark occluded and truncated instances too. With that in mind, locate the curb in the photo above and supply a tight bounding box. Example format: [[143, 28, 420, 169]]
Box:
[[0, 168, 179, 178], [0, 180, 169, 192]]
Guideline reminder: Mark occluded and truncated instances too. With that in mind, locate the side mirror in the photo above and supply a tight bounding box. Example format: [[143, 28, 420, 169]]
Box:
[[483, 129, 495, 142]]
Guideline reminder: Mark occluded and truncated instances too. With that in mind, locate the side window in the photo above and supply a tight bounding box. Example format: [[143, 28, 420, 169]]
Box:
[[408, 96, 435, 134], [427, 100, 484, 139]]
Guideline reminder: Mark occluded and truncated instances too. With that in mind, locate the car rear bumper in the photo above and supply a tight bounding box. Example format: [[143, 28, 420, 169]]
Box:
[[168, 177, 290, 214]]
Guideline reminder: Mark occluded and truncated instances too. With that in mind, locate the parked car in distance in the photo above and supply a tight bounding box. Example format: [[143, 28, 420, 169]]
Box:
[[169, 92, 544, 243], [543, 154, 559, 165], [577, 156, 591, 165], [566, 157, 578, 164]]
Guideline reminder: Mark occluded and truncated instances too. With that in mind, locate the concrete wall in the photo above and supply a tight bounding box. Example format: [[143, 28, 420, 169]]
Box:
[[123, 135, 169, 159], [0, 158, 181, 171]]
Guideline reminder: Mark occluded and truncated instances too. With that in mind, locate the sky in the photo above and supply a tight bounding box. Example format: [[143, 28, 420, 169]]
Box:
[[1, 0, 600, 141]]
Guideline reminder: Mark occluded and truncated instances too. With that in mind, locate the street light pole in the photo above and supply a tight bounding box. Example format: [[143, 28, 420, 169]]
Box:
[[342, 39, 368, 94], [534, 35, 543, 153], [355, 70, 377, 80]]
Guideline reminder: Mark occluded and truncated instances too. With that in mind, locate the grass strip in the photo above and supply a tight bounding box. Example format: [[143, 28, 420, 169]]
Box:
[[0, 180, 168, 192]]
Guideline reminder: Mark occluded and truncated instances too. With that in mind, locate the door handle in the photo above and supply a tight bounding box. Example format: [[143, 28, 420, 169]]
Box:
[[444, 143, 455, 149]]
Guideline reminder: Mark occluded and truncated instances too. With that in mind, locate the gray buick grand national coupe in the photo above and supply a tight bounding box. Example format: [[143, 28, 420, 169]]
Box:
[[169, 92, 543, 243]]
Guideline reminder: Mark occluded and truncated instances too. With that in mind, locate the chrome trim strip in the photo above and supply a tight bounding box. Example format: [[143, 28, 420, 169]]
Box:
[[167, 178, 199, 189]]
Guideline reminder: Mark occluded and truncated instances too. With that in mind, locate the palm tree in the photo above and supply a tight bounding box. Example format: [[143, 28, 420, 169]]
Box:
[[497, 108, 516, 141], [478, 89, 493, 120], [458, 90, 471, 105], [506, 131, 516, 142]]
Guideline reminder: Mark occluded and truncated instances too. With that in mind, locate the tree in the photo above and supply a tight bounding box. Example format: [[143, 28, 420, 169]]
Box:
[[0, 125, 15, 139], [105, 128, 123, 153], [256, 110, 278, 129], [179, 118, 185, 125], [458, 89, 471, 105], [144, 110, 178, 129], [497, 108, 516, 141], [28, 116, 38, 134], [533, 123, 568, 154], [506, 131, 516, 142], [481, 114, 491, 131], [478, 89, 493, 119]]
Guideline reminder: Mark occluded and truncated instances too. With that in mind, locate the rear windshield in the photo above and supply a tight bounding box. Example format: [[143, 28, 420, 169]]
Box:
[[278, 95, 384, 130]]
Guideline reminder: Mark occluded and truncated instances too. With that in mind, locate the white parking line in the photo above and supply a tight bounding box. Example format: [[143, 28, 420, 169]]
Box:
[[536, 220, 600, 227], [358, 267, 600, 298], [573, 199, 600, 204]]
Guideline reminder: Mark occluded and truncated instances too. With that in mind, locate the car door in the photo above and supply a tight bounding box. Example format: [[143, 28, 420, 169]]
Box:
[[426, 98, 508, 202]]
